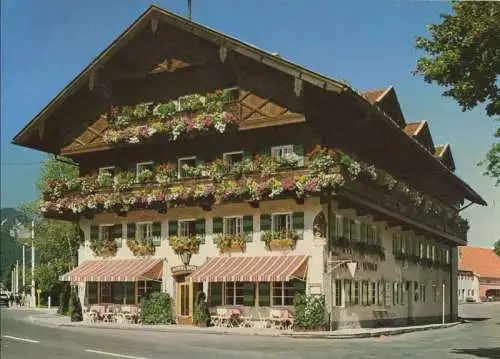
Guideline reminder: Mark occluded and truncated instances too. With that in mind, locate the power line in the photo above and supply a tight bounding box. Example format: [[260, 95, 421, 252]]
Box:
[[0, 162, 43, 166]]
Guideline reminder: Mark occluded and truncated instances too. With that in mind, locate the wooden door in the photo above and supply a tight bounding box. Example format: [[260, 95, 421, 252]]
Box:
[[176, 282, 192, 324]]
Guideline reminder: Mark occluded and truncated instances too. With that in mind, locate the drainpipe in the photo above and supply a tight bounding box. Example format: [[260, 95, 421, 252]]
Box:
[[327, 196, 333, 331]]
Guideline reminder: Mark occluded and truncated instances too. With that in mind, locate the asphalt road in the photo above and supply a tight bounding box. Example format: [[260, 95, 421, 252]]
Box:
[[1, 304, 500, 359]]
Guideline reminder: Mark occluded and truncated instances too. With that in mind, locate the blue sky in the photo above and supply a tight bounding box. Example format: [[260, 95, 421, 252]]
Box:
[[1, 0, 498, 246]]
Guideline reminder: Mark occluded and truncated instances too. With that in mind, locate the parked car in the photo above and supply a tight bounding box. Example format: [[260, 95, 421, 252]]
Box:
[[0, 293, 9, 308]]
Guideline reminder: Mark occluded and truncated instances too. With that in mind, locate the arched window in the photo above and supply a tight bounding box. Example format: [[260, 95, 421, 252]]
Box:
[[313, 211, 326, 238]]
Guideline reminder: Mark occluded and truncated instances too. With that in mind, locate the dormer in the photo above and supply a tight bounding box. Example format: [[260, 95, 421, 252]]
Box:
[[434, 144, 456, 172], [404, 120, 435, 154], [361, 86, 406, 128]]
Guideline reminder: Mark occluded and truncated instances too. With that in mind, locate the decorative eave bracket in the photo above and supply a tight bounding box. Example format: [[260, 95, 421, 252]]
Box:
[[150, 18, 159, 34], [219, 45, 228, 63], [294, 76, 303, 97]]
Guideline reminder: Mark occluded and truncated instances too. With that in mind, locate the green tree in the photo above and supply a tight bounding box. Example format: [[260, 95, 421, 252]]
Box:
[[414, 2, 500, 184], [494, 239, 500, 257], [17, 156, 82, 296]]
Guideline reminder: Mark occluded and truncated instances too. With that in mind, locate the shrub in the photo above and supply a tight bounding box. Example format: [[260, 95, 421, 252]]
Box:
[[193, 291, 211, 327], [58, 284, 70, 315], [140, 292, 175, 325], [69, 289, 83, 322], [293, 293, 327, 331]]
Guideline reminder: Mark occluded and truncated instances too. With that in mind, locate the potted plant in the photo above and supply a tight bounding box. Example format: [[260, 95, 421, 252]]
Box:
[[193, 291, 211, 327], [127, 238, 155, 256], [90, 238, 117, 257]]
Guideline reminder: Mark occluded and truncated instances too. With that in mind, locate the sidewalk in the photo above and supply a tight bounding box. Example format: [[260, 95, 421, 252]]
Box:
[[27, 312, 460, 339]]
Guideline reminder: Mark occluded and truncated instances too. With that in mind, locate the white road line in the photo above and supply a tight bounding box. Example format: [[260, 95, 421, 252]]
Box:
[[3, 335, 40, 343], [84, 349, 148, 359]]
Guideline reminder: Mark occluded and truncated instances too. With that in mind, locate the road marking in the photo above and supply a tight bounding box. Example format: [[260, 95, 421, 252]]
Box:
[[84, 349, 148, 359], [3, 335, 40, 343]]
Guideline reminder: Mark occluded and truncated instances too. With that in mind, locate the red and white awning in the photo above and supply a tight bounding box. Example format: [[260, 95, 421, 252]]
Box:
[[60, 258, 163, 282], [189, 255, 308, 283]]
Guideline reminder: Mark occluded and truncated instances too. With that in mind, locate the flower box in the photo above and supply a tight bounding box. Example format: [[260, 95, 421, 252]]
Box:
[[268, 239, 296, 250]]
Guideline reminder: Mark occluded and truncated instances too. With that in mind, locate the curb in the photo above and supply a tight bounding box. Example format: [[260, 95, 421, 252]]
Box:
[[27, 315, 460, 339], [284, 322, 460, 339]]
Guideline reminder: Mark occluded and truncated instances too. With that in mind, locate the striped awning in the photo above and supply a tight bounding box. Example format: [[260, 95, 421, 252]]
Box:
[[189, 255, 308, 283], [59, 258, 163, 282]]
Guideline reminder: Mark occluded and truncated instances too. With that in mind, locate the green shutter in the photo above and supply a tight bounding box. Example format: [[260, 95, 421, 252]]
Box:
[[292, 212, 305, 240], [195, 218, 206, 244], [293, 144, 304, 157], [242, 151, 253, 161], [328, 212, 336, 240], [360, 223, 367, 243], [152, 222, 162, 246], [152, 222, 162, 237], [90, 225, 99, 241], [195, 157, 204, 167], [212, 217, 223, 234], [112, 224, 122, 248], [243, 215, 254, 242], [127, 223, 136, 240], [260, 148, 271, 157], [292, 212, 304, 230], [168, 220, 178, 237], [260, 214, 271, 231]]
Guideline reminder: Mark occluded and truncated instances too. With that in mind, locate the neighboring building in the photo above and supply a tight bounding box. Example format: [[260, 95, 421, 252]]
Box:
[[12, 5, 485, 329], [459, 246, 500, 301], [457, 270, 480, 303]]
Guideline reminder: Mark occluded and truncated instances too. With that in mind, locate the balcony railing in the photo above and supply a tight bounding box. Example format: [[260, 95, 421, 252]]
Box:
[[41, 146, 468, 241]]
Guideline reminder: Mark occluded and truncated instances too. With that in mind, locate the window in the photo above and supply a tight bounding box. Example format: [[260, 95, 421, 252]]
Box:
[[87, 282, 98, 304], [370, 282, 377, 305], [335, 280, 342, 306], [224, 216, 242, 235], [367, 226, 375, 245], [393, 282, 398, 306], [100, 225, 113, 241], [471, 290, 474, 296], [138, 280, 161, 302], [208, 283, 223, 307], [225, 282, 249, 306], [377, 281, 385, 306], [344, 280, 352, 306], [272, 280, 305, 306], [420, 284, 426, 303], [350, 220, 360, 242], [343, 217, 350, 239], [137, 222, 153, 241], [179, 220, 196, 237], [445, 249, 450, 264], [136, 161, 153, 177], [178, 157, 197, 178], [433, 285, 438, 303], [362, 281, 369, 305], [271, 145, 294, 158], [272, 213, 292, 233], [99, 166, 116, 177], [414, 282, 419, 302], [223, 151, 243, 170], [353, 281, 360, 305]]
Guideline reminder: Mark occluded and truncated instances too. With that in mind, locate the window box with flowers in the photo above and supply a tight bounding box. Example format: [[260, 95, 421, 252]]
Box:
[[168, 219, 205, 255], [89, 225, 118, 257], [126, 222, 161, 256], [213, 216, 253, 253], [155, 163, 177, 184], [260, 212, 303, 250]]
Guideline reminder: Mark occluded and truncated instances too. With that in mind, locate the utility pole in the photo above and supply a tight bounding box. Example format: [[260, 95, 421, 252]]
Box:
[[31, 221, 36, 308], [188, 0, 192, 21], [22, 244, 26, 294]]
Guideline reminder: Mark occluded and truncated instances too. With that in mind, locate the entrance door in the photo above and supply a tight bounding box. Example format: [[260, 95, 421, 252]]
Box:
[[176, 282, 191, 324]]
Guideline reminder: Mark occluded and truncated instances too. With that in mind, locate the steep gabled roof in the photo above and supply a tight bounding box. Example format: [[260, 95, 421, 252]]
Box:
[[361, 88, 390, 103], [10, 4, 486, 206], [434, 143, 456, 172], [459, 246, 500, 278], [404, 121, 426, 136], [361, 86, 406, 128]]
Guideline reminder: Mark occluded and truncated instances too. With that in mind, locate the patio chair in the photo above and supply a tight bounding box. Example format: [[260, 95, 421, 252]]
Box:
[[216, 308, 231, 327], [269, 309, 284, 329], [238, 312, 254, 328]]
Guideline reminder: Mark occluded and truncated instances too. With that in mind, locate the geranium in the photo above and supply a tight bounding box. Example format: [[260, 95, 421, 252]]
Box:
[[169, 235, 201, 254], [155, 163, 177, 184], [113, 171, 135, 192], [193, 183, 215, 199], [137, 169, 154, 184], [267, 178, 284, 198], [79, 174, 98, 195], [97, 171, 113, 187]]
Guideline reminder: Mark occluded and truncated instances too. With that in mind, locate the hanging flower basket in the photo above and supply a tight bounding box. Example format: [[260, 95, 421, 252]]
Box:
[[169, 235, 201, 255], [127, 239, 155, 256]]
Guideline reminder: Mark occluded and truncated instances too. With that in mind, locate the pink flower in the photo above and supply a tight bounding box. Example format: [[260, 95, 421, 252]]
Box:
[[281, 177, 295, 190], [203, 115, 213, 127], [222, 112, 236, 123]]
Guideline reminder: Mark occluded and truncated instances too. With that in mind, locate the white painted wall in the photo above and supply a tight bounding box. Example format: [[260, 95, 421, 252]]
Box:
[[457, 271, 480, 303]]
